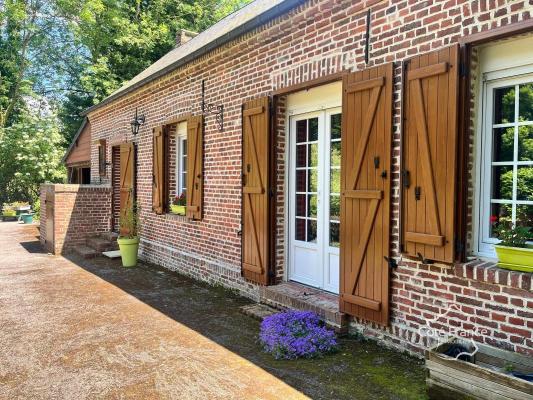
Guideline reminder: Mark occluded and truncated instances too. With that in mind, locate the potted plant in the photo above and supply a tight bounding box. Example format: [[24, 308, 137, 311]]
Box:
[[493, 222, 533, 273], [117, 203, 141, 268], [170, 193, 186, 216]]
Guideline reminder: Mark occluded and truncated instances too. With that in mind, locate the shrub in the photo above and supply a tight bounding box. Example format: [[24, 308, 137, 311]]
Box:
[[259, 310, 338, 360], [493, 222, 531, 248]]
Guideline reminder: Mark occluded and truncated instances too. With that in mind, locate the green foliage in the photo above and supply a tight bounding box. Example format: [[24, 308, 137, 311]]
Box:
[[119, 202, 141, 239], [493, 222, 531, 248], [0, 113, 66, 205]]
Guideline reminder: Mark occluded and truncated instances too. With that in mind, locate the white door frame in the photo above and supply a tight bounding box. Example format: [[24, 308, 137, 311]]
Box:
[[287, 106, 342, 293]]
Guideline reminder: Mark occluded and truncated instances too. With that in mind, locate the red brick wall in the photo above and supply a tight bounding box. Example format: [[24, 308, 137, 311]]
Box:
[[40, 184, 112, 254], [87, 0, 532, 355]]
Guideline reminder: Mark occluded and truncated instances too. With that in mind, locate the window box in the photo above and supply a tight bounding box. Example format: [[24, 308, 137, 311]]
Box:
[[170, 205, 186, 216], [494, 244, 533, 273]]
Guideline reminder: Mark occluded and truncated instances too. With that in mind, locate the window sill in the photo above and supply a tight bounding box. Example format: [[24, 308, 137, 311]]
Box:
[[455, 258, 531, 291], [166, 213, 188, 221]]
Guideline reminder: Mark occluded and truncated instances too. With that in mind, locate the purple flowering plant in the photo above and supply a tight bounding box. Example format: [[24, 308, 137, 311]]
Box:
[[259, 310, 338, 360]]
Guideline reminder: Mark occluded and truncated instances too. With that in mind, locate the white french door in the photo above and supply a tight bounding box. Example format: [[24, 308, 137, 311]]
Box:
[[289, 108, 341, 293]]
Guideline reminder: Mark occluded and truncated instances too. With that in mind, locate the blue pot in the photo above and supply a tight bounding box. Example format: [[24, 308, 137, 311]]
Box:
[[20, 213, 33, 224]]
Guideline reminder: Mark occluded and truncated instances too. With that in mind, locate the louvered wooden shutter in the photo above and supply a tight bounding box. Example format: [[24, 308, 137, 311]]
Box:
[[186, 115, 203, 220], [340, 64, 393, 326], [120, 142, 135, 236], [402, 44, 459, 264], [152, 126, 166, 214], [241, 97, 270, 285]]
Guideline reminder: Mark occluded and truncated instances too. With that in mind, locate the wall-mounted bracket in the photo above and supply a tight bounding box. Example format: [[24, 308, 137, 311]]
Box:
[[201, 79, 224, 132]]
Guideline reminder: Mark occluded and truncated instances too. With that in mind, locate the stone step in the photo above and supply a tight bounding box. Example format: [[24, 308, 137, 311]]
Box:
[[99, 231, 119, 242], [240, 303, 278, 321], [260, 282, 349, 334], [87, 237, 118, 252], [74, 245, 97, 259]]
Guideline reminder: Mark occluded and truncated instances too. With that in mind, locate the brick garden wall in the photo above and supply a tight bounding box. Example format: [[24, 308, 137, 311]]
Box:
[[40, 184, 112, 255], [87, 0, 532, 355]]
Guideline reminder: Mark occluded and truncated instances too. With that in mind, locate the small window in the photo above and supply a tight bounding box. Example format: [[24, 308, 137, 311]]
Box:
[[477, 75, 533, 256], [175, 122, 187, 198]]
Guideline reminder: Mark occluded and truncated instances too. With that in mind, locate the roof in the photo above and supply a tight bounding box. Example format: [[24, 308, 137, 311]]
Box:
[[83, 0, 303, 115], [62, 117, 89, 164]]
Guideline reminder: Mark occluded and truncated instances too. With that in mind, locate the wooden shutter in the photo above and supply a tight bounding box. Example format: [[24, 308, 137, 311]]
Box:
[[241, 97, 270, 285], [402, 44, 459, 263], [152, 126, 166, 214], [186, 115, 203, 220], [120, 142, 135, 236], [340, 63, 393, 325]]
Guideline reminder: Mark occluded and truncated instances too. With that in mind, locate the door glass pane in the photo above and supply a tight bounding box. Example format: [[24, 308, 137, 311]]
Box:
[[308, 169, 318, 192], [308, 195, 317, 218], [517, 166, 533, 201], [296, 144, 306, 167], [330, 195, 340, 220], [329, 222, 340, 247], [308, 143, 318, 167], [297, 120, 307, 143], [309, 118, 319, 141], [493, 86, 515, 124], [307, 220, 317, 243], [492, 127, 514, 162], [330, 169, 340, 193], [516, 205, 533, 239], [295, 218, 306, 241], [331, 141, 341, 166], [518, 125, 533, 161], [491, 166, 513, 200], [296, 170, 306, 192], [331, 114, 341, 140], [519, 83, 533, 122], [296, 194, 306, 216]]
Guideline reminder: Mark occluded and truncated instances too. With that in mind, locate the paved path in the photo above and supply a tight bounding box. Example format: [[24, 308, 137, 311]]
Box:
[[0, 222, 306, 399]]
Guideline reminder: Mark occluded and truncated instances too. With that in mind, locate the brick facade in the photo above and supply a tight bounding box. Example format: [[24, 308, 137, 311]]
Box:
[[83, 0, 532, 356], [40, 184, 112, 254]]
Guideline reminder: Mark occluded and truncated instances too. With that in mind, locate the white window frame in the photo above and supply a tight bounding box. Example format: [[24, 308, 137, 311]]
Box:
[[474, 68, 533, 257], [175, 122, 187, 197]]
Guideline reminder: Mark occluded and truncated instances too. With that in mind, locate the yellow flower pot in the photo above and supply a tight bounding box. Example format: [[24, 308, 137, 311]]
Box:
[[117, 236, 139, 268], [170, 205, 186, 216], [494, 245, 533, 273]]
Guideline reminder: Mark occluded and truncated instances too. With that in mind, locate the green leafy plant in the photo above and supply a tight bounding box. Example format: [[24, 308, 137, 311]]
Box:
[[493, 222, 531, 248], [172, 193, 186, 206], [119, 202, 141, 239]]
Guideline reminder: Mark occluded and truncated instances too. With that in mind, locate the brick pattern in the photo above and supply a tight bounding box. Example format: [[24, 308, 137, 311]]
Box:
[[40, 184, 112, 255], [83, 0, 532, 355]]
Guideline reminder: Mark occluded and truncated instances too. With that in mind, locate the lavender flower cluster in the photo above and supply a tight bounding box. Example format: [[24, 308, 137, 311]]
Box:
[[259, 310, 338, 360]]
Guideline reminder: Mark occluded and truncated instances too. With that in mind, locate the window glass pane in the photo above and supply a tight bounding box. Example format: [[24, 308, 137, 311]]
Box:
[[295, 218, 306, 241], [331, 141, 341, 167], [307, 169, 317, 192], [309, 118, 319, 141], [296, 144, 306, 167], [518, 125, 533, 161], [491, 165, 513, 200], [182, 139, 187, 155], [517, 166, 533, 201], [297, 120, 307, 143], [296, 194, 306, 216], [330, 169, 340, 194], [308, 195, 317, 218], [331, 114, 341, 140], [329, 222, 340, 247], [489, 203, 512, 237], [519, 83, 533, 122], [492, 127, 514, 162], [493, 86, 515, 124], [516, 205, 533, 238], [296, 170, 306, 192], [330, 195, 340, 220], [307, 220, 317, 243], [308, 143, 318, 167]]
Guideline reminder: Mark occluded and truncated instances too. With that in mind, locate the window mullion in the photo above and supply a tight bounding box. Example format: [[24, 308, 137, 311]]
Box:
[[511, 84, 520, 225]]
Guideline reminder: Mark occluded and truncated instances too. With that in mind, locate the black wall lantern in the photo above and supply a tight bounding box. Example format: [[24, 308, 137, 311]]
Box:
[[201, 79, 224, 132], [130, 107, 145, 136]]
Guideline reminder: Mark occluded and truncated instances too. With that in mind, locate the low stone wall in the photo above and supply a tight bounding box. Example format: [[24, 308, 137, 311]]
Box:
[[39, 184, 112, 254]]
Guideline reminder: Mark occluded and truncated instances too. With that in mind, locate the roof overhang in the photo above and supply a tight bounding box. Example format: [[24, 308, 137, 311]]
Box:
[[82, 0, 304, 116]]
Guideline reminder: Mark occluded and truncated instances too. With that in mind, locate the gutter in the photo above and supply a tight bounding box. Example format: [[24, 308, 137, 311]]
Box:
[[82, 0, 306, 116]]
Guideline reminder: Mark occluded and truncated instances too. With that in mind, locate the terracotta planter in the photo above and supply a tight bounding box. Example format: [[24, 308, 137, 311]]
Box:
[[494, 245, 533, 273], [117, 236, 140, 267]]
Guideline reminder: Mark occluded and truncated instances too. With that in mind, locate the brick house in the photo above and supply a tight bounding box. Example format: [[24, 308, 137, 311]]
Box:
[[42, 0, 533, 360]]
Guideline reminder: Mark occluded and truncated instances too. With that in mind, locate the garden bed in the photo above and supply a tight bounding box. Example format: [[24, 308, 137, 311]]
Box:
[[426, 339, 533, 399]]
